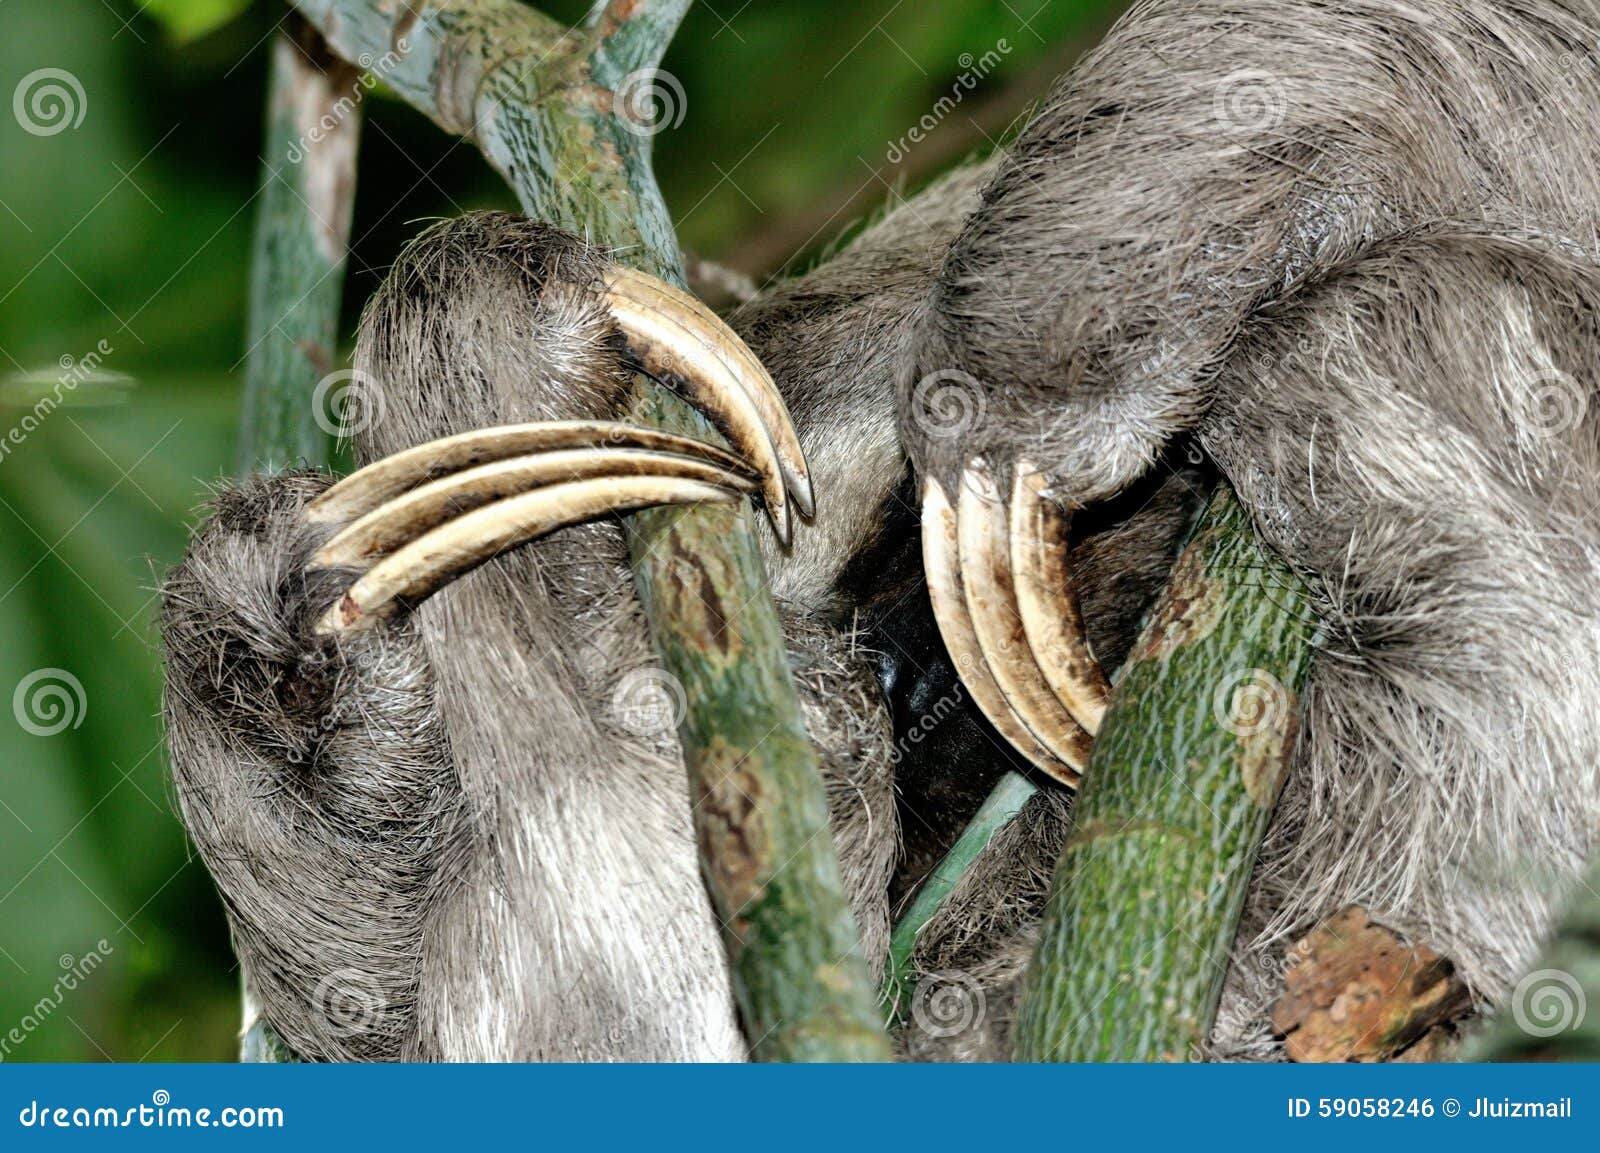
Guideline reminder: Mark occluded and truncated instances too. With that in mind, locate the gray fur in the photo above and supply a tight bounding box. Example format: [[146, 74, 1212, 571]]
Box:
[[735, 160, 995, 613], [899, 0, 1600, 1058], [163, 473, 464, 1061]]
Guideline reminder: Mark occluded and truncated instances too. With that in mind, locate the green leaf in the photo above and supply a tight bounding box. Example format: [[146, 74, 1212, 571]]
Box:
[[139, 0, 254, 44]]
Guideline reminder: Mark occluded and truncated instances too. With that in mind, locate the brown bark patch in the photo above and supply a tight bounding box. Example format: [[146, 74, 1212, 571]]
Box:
[[1129, 544, 1224, 665], [1271, 906, 1472, 1062], [694, 740, 769, 927], [1237, 698, 1297, 807], [661, 549, 739, 658]]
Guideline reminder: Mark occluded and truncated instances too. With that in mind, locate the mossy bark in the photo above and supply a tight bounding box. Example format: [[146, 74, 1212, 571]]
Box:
[[287, 0, 888, 1061], [1014, 488, 1320, 1062], [237, 15, 360, 473], [1471, 855, 1600, 1063]]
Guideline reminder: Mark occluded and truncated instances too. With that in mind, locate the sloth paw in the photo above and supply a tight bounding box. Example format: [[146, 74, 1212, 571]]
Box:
[[306, 261, 811, 636], [920, 459, 1110, 786]]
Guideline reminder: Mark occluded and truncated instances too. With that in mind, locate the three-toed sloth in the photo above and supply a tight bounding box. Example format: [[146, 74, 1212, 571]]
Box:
[[163, 0, 1600, 1061]]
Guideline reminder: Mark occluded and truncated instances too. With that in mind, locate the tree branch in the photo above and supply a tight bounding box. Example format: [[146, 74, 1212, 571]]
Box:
[[1471, 856, 1600, 1062], [584, 0, 692, 82], [237, 14, 361, 473], [288, 0, 889, 1062], [882, 771, 1035, 1025], [1014, 488, 1320, 1062]]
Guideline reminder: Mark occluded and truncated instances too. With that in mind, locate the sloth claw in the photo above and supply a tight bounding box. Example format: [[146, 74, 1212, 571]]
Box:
[[307, 261, 808, 546], [312, 465, 743, 636], [310, 441, 755, 571], [304, 263, 812, 637], [602, 264, 812, 536], [305, 422, 750, 527], [922, 478, 1079, 785], [1009, 462, 1110, 734], [958, 464, 1095, 772], [921, 460, 1111, 787]]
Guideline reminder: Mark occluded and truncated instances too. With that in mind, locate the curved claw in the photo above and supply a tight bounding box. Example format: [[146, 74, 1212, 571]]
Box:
[[604, 266, 814, 519], [1009, 462, 1110, 734], [601, 267, 811, 542], [921, 478, 1080, 785], [920, 458, 1116, 788], [310, 448, 755, 571], [316, 476, 740, 636], [956, 463, 1093, 770], [305, 264, 814, 636], [306, 422, 748, 526]]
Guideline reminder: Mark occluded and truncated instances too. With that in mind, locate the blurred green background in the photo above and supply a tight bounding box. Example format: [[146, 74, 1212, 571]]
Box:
[[0, 0, 1126, 1061]]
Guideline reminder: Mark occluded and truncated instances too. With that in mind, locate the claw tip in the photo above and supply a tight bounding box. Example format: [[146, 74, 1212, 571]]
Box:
[[790, 474, 816, 520], [770, 501, 793, 546]]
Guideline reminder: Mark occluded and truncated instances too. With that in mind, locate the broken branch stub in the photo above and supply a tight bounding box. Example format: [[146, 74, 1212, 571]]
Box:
[[1272, 906, 1472, 1062]]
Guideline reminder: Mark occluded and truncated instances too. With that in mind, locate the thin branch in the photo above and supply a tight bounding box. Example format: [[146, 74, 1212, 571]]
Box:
[[585, 0, 693, 83], [882, 771, 1035, 1025], [237, 15, 361, 473]]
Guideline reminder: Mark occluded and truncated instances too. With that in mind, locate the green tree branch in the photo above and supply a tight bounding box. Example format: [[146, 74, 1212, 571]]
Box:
[[1014, 488, 1319, 1061], [237, 13, 360, 473], [1471, 855, 1600, 1062]]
